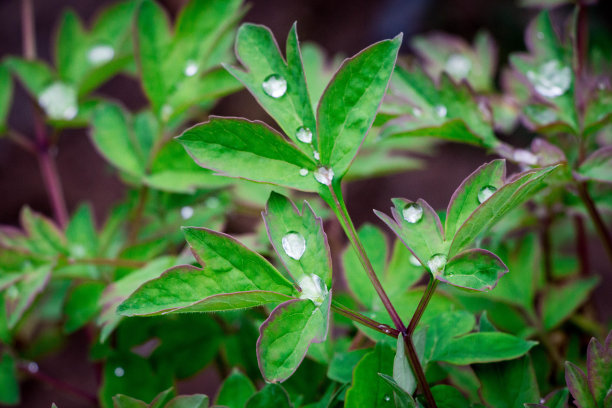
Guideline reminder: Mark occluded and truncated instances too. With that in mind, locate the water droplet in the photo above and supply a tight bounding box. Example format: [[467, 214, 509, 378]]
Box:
[[409, 254, 421, 266], [526, 60, 571, 98], [299, 168, 308, 176], [206, 197, 220, 209], [598, 81, 606, 91], [377, 324, 393, 334], [402, 202, 423, 224], [71, 244, 86, 258], [314, 167, 334, 185], [184, 60, 198, 77], [38, 82, 78, 120], [262, 74, 287, 98], [161, 104, 173, 121], [540, 398, 545, 404], [282, 231, 306, 260], [7, 286, 19, 300], [114, 367, 125, 377], [87, 44, 114, 65], [313, 151, 320, 160], [298, 274, 327, 305], [384, 395, 391, 402], [427, 253, 447, 274], [412, 107, 422, 117], [180, 206, 194, 220], [477, 185, 497, 204], [536, 32, 544, 40], [27, 362, 39, 373], [296, 126, 313, 143], [435, 104, 447, 118], [445, 53, 472, 77], [513, 149, 537, 165]]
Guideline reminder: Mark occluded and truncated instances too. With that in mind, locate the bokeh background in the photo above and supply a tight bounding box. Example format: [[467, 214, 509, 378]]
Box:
[[0, 0, 611, 406]]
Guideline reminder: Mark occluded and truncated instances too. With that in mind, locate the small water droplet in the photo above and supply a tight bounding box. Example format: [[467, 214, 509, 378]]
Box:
[[536, 32, 544, 40], [313, 150, 320, 160], [409, 254, 421, 266], [402, 202, 423, 224], [526, 60, 571, 98], [377, 324, 393, 334], [384, 395, 391, 402], [184, 60, 198, 77], [314, 167, 334, 185], [513, 149, 537, 165], [445, 53, 472, 77], [298, 274, 327, 305], [27, 362, 39, 373], [540, 398, 545, 404], [296, 126, 313, 143], [428, 253, 447, 274], [262, 74, 287, 98], [38, 82, 78, 120], [477, 185, 497, 204], [206, 197, 220, 209], [435, 104, 447, 118], [282, 231, 306, 260], [114, 367, 125, 377], [598, 81, 606, 91], [161, 104, 173, 121], [87, 44, 114, 65], [180, 206, 194, 220], [71, 244, 86, 258], [412, 107, 422, 117], [299, 168, 308, 176]]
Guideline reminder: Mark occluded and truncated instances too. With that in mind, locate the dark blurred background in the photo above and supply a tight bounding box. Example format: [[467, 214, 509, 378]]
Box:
[[1, 0, 611, 406]]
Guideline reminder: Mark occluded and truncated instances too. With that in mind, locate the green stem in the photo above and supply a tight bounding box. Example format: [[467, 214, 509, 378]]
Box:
[[331, 301, 399, 339], [326, 185, 437, 407], [127, 185, 149, 245], [406, 276, 439, 336], [575, 181, 612, 268]]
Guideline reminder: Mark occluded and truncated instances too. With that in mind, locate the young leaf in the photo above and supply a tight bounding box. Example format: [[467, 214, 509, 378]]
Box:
[[565, 362, 597, 408], [430, 384, 471, 408], [587, 332, 612, 407], [178, 117, 318, 191], [55, 10, 88, 84], [438, 248, 508, 291], [165, 395, 208, 408], [541, 277, 599, 330], [21, 207, 68, 256], [257, 295, 330, 382], [317, 34, 401, 177], [118, 228, 295, 316], [5, 265, 52, 329], [433, 332, 537, 364], [263, 192, 332, 287], [345, 343, 395, 408], [377, 374, 417, 408], [424, 310, 476, 362], [327, 349, 369, 383], [64, 281, 105, 333], [65, 204, 98, 258], [474, 356, 540, 408], [578, 146, 612, 184], [374, 198, 445, 271], [393, 330, 426, 396], [245, 384, 292, 408], [215, 370, 256, 408], [0, 352, 18, 405]]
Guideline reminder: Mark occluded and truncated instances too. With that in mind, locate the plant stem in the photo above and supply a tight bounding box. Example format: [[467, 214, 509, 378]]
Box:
[[18, 363, 98, 405], [574, 214, 590, 276], [406, 276, 439, 336], [7, 130, 36, 154], [326, 186, 437, 407], [575, 181, 612, 268], [331, 301, 399, 339], [539, 212, 553, 282], [127, 185, 149, 245], [37, 148, 69, 228], [69, 258, 146, 268]]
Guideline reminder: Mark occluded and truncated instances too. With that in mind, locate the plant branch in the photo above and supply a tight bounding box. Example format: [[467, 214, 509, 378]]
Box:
[[406, 276, 439, 336], [127, 185, 149, 245], [575, 181, 612, 268], [331, 301, 399, 338], [7, 130, 36, 154]]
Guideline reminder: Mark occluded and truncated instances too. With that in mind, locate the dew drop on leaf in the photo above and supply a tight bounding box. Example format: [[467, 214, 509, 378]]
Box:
[[526, 60, 571, 98], [296, 126, 313, 143], [27, 362, 39, 373], [513, 149, 537, 165], [180, 206, 194, 220], [412, 107, 422, 117], [384, 395, 391, 402], [38, 82, 78, 120], [477, 185, 497, 204], [427, 253, 447, 274], [298, 274, 327, 305], [402, 202, 423, 224], [282, 231, 306, 260], [435, 104, 447, 118], [184, 60, 199, 77], [314, 167, 334, 185], [299, 168, 308, 176], [445, 53, 472, 77], [206, 197, 220, 209], [377, 324, 393, 334], [262, 74, 287, 98], [87, 44, 114, 66], [161, 104, 173, 121], [313, 150, 320, 160], [114, 367, 125, 377]]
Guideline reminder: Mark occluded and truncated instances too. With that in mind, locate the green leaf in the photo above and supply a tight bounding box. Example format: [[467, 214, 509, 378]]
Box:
[[300, 42, 341, 110], [5, 265, 52, 329], [64, 281, 105, 333], [178, 117, 318, 191], [345, 343, 395, 408], [165, 395, 209, 408], [0, 65, 13, 134], [245, 384, 292, 408], [578, 146, 612, 184], [377, 374, 417, 407], [327, 349, 369, 383], [424, 310, 475, 362], [439, 249, 508, 291], [90, 103, 146, 178], [21, 207, 67, 256], [118, 228, 295, 316], [55, 10, 88, 83], [430, 384, 471, 408], [374, 198, 445, 273], [317, 35, 401, 177], [474, 356, 540, 408], [449, 165, 559, 257], [263, 192, 332, 287], [0, 352, 18, 405], [225, 23, 317, 152], [394, 330, 426, 396], [342, 224, 388, 308], [257, 296, 330, 382], [215, 370, 256, 408], [4, 57, 55, 97], [384, 238, 425, 298], [66, 204, 98, 258], [565, 362, 597, 408], [445, 159, 506, 239], [113, 394, 148, 408], [587, 332, 612, 407], [381, 66, 498, 148], [433, 332, 537, 365], [541, 277, 599, 330]]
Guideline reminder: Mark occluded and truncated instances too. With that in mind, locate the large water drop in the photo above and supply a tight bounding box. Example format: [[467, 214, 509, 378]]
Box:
[[184, 60, 199, 77], [38, 82, 78, 120], [477, 185, 497, 204], [180, 206, 194, 220], [262, 74, 287, 98], [296, 126, 313, 143], [282, 231, 306, 260], [402, 202, 423, 224], [526, 60, 571, 98], [435, 104, 447, 118], [298, 274, 327, 305], [428, 253, 447, 274], [445, 54, 472, 77], [87, 44, 114, 65], [314, 167, 334, 185]]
